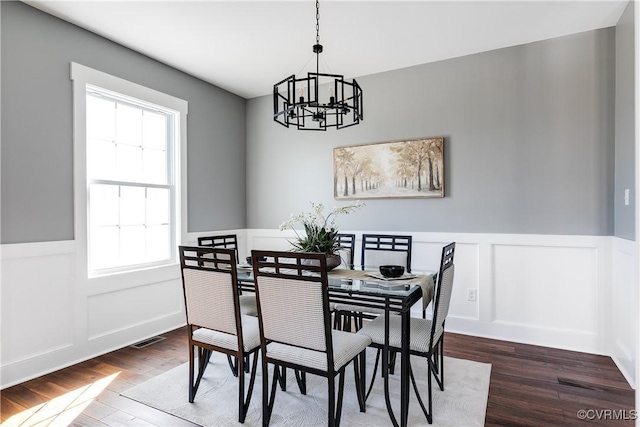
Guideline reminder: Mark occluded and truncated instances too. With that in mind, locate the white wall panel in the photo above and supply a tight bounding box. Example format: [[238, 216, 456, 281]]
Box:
[[2, 232, 635, 389], [1, 242, 75, 364], [87, 279, 183, 340], [611, 237, 637, 388], [1, 241, 186, 388], [493, 244, 598, 333], [248, 231, 295, 253], [247, 230, 613, 356]]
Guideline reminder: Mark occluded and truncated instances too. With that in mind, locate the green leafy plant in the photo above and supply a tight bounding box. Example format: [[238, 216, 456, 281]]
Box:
[[280, 201, 364, 253]]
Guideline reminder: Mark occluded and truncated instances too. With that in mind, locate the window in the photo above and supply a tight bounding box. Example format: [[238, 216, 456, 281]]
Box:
[[86, 88, 174, 272], [71, 63, 188, 278]]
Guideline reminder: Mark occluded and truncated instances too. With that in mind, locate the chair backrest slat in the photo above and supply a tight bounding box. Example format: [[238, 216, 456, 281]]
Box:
[[361, 234, 412, 272], [198, 234, 239, 264]]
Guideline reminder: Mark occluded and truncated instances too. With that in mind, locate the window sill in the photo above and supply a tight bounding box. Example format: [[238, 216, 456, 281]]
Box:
[[86, 263, 181, 296]]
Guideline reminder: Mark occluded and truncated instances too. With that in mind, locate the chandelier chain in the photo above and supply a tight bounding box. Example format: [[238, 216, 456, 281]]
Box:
[[316, 0, 320, 44]]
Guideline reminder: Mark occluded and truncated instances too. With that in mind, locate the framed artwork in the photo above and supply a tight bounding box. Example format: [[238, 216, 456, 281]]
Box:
[[333, 137, 444, 200]]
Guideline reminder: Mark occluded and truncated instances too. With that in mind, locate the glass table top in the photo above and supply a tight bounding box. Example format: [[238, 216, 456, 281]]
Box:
[[236, 267, 430, 298]]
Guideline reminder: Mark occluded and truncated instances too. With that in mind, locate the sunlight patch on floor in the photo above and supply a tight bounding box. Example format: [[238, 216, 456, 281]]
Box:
[[4, 372, 120, 426]]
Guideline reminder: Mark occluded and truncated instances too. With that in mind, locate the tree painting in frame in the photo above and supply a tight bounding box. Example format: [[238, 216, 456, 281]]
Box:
[[333, 137, 444, 199]]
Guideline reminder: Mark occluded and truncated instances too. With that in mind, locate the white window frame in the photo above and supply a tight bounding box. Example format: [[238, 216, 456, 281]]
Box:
[[71, 63, 188, 287]]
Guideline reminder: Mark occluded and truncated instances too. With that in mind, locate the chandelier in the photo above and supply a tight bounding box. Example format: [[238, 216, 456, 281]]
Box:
[[273, 0, 363, 131]]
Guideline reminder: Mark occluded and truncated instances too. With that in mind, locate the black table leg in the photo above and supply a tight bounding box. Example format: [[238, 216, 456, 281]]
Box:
[[400, 310, 410, 427], [382, 300, 399, 427]]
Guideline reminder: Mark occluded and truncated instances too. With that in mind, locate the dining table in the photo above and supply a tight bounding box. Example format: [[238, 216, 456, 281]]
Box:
[[236, 265, 436, 427]]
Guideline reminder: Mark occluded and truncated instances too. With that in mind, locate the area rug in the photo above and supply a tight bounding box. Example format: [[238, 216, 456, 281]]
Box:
[[122, 351, 491, 426]]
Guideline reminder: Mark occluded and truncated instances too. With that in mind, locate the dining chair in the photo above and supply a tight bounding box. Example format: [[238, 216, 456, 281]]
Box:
[[198, 234, 257, 317], [336, 233, 356, 269], [356, 242, 455, 424], [417, 244, 453, 375], [179, 246, 261, 424], [334, 234, 413, 332], [251, 250, 371, 427]]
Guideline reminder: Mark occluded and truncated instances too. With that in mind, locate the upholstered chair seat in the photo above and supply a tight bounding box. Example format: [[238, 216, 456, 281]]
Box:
[[192, 315, 261, 352], [265, 330, 371, 372]]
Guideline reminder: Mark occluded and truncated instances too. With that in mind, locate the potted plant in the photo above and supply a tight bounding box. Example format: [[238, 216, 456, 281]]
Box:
[[280, 201, 364, 270]]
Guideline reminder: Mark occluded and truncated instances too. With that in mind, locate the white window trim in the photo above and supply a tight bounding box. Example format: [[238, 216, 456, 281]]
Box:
[[71, 62, 188, 291]]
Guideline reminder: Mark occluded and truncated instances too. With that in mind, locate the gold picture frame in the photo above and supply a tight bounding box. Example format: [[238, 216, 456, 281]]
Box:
[[333, 137, 444, 200]]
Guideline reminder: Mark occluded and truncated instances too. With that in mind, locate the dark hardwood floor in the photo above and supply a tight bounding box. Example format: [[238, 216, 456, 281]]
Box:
[[1, 328, 635, 426]]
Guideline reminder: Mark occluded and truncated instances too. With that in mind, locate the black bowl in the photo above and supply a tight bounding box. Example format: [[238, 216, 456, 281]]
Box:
[[379, 265, 405, 278], [246, 256, 268, 265]]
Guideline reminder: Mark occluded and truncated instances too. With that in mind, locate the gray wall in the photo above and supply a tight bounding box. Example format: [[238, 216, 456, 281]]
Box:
[[1, 2, 247, 244], [247, 29, 615, 236], [615, 1, 636, 241]]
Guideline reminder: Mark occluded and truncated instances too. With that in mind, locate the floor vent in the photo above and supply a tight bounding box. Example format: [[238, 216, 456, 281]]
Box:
[[130, 336, 165, 349]]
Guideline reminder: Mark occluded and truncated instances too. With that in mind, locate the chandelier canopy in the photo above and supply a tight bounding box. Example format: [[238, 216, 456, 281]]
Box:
[[273, 0, 363, 131]]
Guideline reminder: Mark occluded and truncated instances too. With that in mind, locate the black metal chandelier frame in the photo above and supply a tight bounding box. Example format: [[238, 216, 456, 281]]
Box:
[[273, 0, 363, 131]]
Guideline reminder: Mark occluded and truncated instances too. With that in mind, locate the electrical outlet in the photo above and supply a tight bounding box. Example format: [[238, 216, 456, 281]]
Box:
[[467, 288, 477, 302]]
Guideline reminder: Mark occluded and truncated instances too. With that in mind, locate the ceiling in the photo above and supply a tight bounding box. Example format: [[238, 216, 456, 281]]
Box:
[[24, 1, 628, 99]]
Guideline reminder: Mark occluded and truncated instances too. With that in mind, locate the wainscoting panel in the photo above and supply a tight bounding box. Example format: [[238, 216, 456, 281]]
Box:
[[87, 279, 183, 340], [2, 231, 635, 389], [492, 244, 598, 334], [246, 230, 614, 356], [0, 241, 187, 389], [611, 237, 638, 388], [1, 241, 75, 365]]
